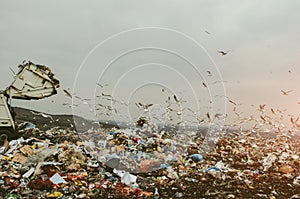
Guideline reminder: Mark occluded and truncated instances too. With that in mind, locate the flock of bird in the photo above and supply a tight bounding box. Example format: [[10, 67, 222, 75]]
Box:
[[57, 30, 299, 134], [61, 71, 299, 135]]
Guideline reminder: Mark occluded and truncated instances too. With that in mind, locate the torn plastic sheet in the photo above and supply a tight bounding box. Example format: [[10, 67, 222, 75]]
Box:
[[19, 122, 36, 130], [49, 173, 66, 185], [113, 169, 137, 186], [5, 138, 25, 155], [23, 167, 35, 179], [0, 146, 4, 154], [42, 162, 63, 166]]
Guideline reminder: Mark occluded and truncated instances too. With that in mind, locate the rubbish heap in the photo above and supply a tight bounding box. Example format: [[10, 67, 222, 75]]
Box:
[[1, 123, 300, 199]]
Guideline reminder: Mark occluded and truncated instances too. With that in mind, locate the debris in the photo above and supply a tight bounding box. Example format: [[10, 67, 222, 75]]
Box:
[[12, 152, 27, 164], [20, 145, 34, 156], [278, 165, 294, 174], [191, 154, 203, 162], [293, 176, 300, 187], [263, 153, 277, 171], [175, 192, 184, 198], [19, 122, 36, 130], [113, 169, 137, 186], [291, 194, 300, 199], [1, 107, 300, 198], [49, 173, 66, 185], [48, 191, 64, 198], [27, 179, 53, 190], [23, 167, 35, 178], [154, 187, 159, 199], [5, 194, 18, 199]]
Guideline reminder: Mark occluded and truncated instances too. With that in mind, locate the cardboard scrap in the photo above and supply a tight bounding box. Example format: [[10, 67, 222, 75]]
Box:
[[20, 145, 34, 156], [3, 139, 10, 153], [12, 153, 28, 164]]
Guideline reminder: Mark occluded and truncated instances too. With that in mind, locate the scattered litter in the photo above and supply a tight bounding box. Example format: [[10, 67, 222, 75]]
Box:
[[293, 176, 300, 187], [23, 167, 35, 178], [263, 153, 277, 171], [0, 115, 300, 198], [113, 169, 137, 186], [205, 166, 221, 173], [20, 145, 34, 156], [12, 152, 27, 164], [175, 192, 184, 198], [49, 173, 66, 185], [48, 191, 64, 198], [191, 153, 203, 162], [19, 122, 36, 130]]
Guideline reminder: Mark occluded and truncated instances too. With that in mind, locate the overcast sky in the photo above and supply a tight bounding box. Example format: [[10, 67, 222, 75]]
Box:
[[0, 0, 299, 126]]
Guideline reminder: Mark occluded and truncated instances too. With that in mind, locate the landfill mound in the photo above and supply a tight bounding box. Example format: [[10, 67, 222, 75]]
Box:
[[1, 109, 300, 198]]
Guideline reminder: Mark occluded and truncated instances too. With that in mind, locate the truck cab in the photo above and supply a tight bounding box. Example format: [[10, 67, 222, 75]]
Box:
[[0, 92, 15, 141]]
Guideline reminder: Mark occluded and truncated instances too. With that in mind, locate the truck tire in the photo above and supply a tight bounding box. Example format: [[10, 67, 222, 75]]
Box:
[[0, 129, 13, 142]]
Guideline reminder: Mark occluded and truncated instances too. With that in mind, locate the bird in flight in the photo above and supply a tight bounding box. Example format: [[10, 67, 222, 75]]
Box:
[[174, 95, 179, 103], [96, 83, 108, 88], [281, 90, 293, 96], [207, 70, 212, 76], [228, 99, 237, 106], [63, 89, 72, 98], [258, 104, 266, 112], [135, 102, 153, 112], [270, 108, 276, 114], [218, 50, 230, 56]]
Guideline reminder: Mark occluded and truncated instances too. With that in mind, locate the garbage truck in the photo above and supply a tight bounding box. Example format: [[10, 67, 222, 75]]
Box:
[[0, 61, 59, 142]]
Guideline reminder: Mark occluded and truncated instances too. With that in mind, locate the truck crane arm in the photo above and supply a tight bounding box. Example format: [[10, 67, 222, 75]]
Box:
[[0, 61, 60, 143], [5, 61, 60, 100]]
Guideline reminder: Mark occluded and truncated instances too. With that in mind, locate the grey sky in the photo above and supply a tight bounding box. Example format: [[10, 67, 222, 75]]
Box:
[[0, 0, 299, 125]]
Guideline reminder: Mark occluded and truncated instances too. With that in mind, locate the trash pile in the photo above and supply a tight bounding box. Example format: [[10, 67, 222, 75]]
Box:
[[79, 124, 193, 174], [1, 124, 300, 198]]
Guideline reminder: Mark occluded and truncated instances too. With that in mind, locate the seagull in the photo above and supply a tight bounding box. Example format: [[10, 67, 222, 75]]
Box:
[[135, 102, 153, 112], [96, 83, 108, 88], [206, 70, 212, 76], [63, 89, 72, 98], [270, 108, 276, 114], [218, 50, 230, 56], [260, 115, 267, 122], [214, 113, 225, 119], [281, 90, 293, 96], [174, 95, 179, 103], [206, 112, 211, 122], [258, 104, 266, 112], [290, 117, 299, 125], [101, 93, 113, 98], [228, 99, 237, 106]]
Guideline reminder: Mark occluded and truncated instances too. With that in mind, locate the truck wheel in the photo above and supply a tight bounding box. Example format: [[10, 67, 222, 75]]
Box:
[[0, 129, 13, 142]]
